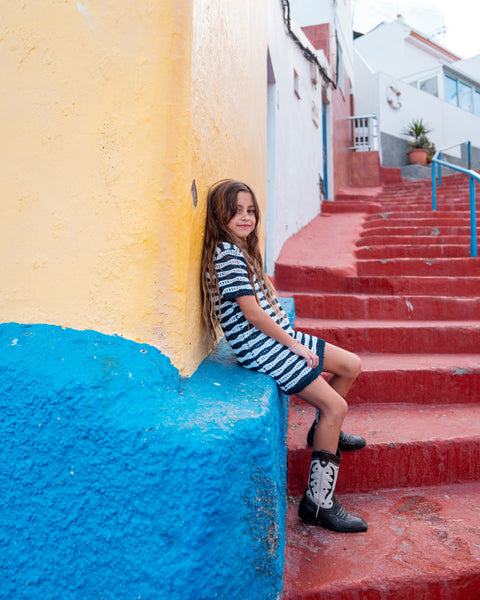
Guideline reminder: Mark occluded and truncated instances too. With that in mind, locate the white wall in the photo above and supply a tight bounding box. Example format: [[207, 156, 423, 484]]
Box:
[[355, 19, 456, 79], [356, 69, 480, 163], [266, 0, 331, 275], [353, 49, 378, 115], [335, 0, 355, 88], [353, 18, 480, 166], [377, 73, 480, 149], [456, 55, 480, 80]]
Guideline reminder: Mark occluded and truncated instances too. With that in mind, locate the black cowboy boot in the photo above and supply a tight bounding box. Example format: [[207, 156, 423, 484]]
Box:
[[298, 450, 368, 532], [306, 409, 366, 451]]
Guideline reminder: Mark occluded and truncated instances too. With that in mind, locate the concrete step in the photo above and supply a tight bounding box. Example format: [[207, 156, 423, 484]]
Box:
[[322, 201, 379, 214], [288, 293, 480, 320], [344, 275, 480, 295], [364, 210, 472, 221], [357, 258, 480, 277], [295, 318, 480, 354], [356, 244, 471, 259], [334, 188, 383, 202], [364, 217, 471, 229], [288, 353, 480, 405], [359, 225, 473, 237], [366, 203, 475, 213], [283, 482, 480, 600], [352, 353, 480, 405], [287, 402, 480, 495], [277, 260, 480, 293], [358, 234, 471, 246], [379, 203, 473, 210]]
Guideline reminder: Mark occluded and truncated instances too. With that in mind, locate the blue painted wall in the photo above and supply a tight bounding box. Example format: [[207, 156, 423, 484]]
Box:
[[0, 323, 288, 599]]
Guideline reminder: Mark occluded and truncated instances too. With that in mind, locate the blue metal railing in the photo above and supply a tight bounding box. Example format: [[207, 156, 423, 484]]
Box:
[[431, 141, 478, 257]]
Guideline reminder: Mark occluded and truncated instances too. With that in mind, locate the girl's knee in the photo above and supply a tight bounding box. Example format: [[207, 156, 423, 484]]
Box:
[[349, 353, 362, 379], [338, 351, 361, 380], [329, 394, 348, 424]]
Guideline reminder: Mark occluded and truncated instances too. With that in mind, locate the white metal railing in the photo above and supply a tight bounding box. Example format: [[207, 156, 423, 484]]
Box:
[[349, 113, 378, 151]]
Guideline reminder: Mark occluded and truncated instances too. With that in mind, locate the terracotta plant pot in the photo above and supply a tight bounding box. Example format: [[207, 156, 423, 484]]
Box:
[[408, 148, 428, 165]]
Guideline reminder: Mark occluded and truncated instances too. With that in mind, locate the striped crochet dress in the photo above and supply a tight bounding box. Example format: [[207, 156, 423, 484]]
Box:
[[212, 242, 325, 395]]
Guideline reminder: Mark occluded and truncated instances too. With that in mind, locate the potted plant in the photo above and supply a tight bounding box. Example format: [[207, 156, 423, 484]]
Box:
[[403, 119, 432, 165]]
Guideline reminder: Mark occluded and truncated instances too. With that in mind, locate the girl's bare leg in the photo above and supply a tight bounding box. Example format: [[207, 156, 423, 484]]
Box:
[[322, 342, 362, 399], [296, 343, 368, 532], [297, 342, 361, 453], [295, 376, 347, 454]]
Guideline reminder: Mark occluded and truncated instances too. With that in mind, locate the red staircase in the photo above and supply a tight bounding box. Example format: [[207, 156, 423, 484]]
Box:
[[275, 174, 480, 600]]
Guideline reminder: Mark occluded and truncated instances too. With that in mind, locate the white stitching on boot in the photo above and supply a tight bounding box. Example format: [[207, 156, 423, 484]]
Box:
[[306, 456, 339, 516]]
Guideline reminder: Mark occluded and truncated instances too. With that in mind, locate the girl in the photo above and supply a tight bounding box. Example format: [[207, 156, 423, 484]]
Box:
[[201, 179, 367, 533]]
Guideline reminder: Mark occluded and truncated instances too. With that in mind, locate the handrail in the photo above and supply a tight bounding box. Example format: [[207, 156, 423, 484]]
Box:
[[431, 141, 478, 257]]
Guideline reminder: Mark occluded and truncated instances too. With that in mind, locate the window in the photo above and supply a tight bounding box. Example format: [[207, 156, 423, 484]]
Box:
[[445, 74, 458, 106], [475, 90, 480, 116], [444, 73, 478, 114], [419, 76, 438, 97], [459, 81, 473, 112]]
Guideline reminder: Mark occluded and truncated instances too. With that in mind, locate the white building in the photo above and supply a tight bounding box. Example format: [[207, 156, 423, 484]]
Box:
[[265, 0, 332, 274], [353, 16, 480, 170], [265, 0, 358, 273]]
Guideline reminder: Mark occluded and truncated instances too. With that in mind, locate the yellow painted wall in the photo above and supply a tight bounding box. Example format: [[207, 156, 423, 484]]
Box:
[[0, 0, 267, 375]]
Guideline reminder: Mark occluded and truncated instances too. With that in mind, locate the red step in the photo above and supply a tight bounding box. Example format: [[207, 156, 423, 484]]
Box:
[[290, 293, 480, 320], [287, 402, 480, 495], [364, 217, 471, 229], [352, 353, 480, 405], [322, 201, 377, 214], [357, 258, 480, 277], [358, 234, 471, 246], [365, 203, 475, 212], [364, 210, 473, 221], [356, 244, 471, 258], [283, 482, 480, 600], [277, 267, 480, 295], [358, 235, 472, 248], [344, 275, 480, 296], [296, 318, 480, 353], [359, 225, 472, 237]]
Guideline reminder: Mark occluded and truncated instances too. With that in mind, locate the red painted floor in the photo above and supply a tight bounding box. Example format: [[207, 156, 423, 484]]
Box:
[[284, 483, 480, 600], [276, 174, 480, 599]]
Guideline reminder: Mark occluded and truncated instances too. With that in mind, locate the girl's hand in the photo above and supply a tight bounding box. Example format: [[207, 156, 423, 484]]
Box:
[[290, 342, 319, 369]]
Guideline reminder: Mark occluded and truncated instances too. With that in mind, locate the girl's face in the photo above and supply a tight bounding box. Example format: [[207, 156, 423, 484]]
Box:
[[227, 191, 256, 239]]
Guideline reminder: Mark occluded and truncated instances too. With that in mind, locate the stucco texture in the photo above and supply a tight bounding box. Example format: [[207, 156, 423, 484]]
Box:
[[0, 0, 268, 375], [0, 323, 287, 599]]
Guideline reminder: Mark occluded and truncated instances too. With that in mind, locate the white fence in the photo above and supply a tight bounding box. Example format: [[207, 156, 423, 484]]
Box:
[[350, 114, 378, 151]]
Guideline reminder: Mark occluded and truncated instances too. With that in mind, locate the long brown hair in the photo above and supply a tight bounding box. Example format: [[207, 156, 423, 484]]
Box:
[[200, 179, 280, 351]]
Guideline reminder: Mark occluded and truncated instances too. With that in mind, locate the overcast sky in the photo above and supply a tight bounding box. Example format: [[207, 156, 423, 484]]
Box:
[[290, 0, 480, 59]]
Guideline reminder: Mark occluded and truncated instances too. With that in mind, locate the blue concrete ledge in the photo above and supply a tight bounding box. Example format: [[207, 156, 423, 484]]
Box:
[[0, 323, 288, 600]]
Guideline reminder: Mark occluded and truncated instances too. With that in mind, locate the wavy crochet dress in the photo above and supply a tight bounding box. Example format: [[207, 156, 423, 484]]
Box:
[[212, 242, 325, 394]]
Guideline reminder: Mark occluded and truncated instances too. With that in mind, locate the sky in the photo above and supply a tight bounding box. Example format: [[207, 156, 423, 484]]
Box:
[[290, 0, 480, 59]]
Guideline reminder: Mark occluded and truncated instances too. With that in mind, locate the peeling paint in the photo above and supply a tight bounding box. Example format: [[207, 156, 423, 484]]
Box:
[[405, 299, 414, 316], [76, 2, 98, 43], [453, 367, 471, 375]]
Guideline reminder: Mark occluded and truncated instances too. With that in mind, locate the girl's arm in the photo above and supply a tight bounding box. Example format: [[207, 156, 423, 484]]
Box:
[[235, 295, 319, 368]]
